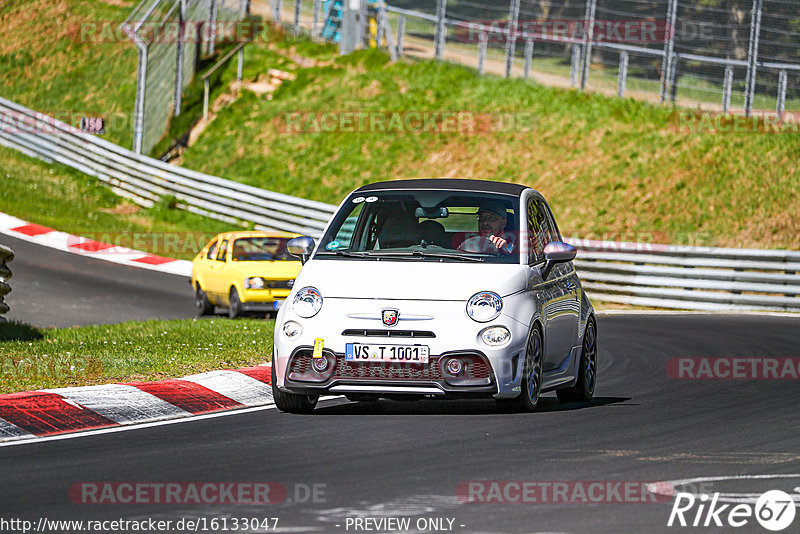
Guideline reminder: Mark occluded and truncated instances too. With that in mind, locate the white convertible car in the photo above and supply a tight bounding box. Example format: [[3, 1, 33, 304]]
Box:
[[272, 179, 597, 413]]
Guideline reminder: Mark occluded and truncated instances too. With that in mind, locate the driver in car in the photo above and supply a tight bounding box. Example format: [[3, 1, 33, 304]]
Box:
[[458, 201, 515, 254]]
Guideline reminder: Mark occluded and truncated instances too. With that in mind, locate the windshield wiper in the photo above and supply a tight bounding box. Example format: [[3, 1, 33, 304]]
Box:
[[317, 250, 374, 258], [369, 250, 485, 262]]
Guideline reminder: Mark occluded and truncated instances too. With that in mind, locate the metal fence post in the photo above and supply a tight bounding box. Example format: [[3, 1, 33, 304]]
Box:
[[580, 0, 597, 90], [384, 13, 398, 61], [504, 0, 520, 78], [397, 15, 406, 55], [203, 78, 210, 120], [360, 0, 368, 47], [523, 38, 534, 79], [722, 65, 733, 113], [237, 45, 244, 84], [668, 54, 679, 102], [434, 0, 447, 61], [570, 44, 582, 88], [478, 27, 488, 75], [209, 0, 219, 55], [174, 0, 187, 117], [617, 51, 629, 97], [744, 0, 763, 116], [131, 33, 148, 154], [777, 70, 787, 117], [660, 0, 677, 103], [377, 0, 387, 49], [313, 0, 321, 37], [293, 0, 302, 35]]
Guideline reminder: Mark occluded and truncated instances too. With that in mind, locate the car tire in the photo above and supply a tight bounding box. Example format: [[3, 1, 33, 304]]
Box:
[[557, 316, 597, 403], [496, 324, 543, 413], [195, 285, 213, 316], [228, 287, 241, 320], [271, 360, 319, 414]]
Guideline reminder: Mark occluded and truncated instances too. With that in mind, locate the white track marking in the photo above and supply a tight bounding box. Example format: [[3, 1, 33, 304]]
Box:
[[41, 384, 190, 424], [181, 370, 275, 406], [0, 417, 33, 438]]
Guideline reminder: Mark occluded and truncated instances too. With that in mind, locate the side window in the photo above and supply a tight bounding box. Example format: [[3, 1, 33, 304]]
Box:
[[537, 199, 561, 244], [216, 239, 228, 262], [331, 202, 363, 250], [527, 199, 547, 264], [205, 239, 218, 260]]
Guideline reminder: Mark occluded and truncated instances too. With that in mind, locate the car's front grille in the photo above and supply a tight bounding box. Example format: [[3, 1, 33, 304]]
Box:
[[265, 280, 293, 289], [286, 352, 492, 383], [333, 357, 444, 380], [341, 329, 436, 338]]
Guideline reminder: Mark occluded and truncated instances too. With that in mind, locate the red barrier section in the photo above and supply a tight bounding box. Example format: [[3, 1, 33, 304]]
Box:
[[128, 380, 244, 414], [235, 366, 272, 385], [0, 392, 115, 435]]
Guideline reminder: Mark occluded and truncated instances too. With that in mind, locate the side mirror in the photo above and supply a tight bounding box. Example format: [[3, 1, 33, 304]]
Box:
[[540, 241, 577, 280], [287, 236, 316, 265]]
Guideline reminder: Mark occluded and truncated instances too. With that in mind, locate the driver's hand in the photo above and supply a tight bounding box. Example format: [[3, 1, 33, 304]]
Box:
[[488, 235, 507, 249]]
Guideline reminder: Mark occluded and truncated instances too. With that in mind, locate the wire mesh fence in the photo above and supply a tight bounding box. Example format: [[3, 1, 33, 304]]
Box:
[[277, 0, 800, 116], [124, 0, 251, 155]]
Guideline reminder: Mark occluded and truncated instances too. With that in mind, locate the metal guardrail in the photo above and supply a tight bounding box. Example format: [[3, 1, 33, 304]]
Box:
[[0, 244, 13, 321], [0, 95, 337, 238], [566, 238, 800, 312], [1, 95, 799, 312]]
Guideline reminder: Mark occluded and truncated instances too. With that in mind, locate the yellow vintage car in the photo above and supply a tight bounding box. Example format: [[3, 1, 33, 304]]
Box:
[[192, 231, 302, 318]]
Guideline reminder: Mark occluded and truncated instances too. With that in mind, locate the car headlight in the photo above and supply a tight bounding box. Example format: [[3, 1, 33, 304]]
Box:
[[480, 326, 511, 346], [466, 291, 503, 322], [246, 276, 265, 289], [293, 287, 323, 318], [283, 321, 302, 338]]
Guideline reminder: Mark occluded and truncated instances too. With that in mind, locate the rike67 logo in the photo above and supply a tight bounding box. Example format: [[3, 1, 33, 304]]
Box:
[[668, 490, 796, 531]]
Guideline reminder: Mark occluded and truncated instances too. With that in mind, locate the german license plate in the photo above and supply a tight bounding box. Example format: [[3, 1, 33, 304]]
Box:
[[272, 300, 283, 310], [345, 343, 429, 363]]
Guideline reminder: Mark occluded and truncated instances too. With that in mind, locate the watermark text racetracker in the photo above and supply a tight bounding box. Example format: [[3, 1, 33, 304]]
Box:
[[667, 357, 800, 380], [0, 517, 279, 533], [457, 481, 675, 504], [280, 111, 537, 135], [68, 482, 327, 505]]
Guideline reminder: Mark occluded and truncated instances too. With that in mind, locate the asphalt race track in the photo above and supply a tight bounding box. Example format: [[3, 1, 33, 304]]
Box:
[[1, 234, 194, 327], [1, 238, 799, 533]]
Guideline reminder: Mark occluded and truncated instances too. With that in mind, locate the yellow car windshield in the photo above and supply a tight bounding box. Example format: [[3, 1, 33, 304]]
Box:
[[231, 237, 298, 262]]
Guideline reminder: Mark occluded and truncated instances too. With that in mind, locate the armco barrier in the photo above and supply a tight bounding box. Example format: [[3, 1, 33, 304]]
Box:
[[0, 96, 337, 239], [1, 96, 799, 312], [566, 238, 800, 312], [0, 244, 13, 321]]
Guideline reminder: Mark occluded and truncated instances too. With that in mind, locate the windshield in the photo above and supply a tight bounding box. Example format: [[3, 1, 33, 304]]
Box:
[[317, 191, 519, 263], [231, 237, 299, 261]]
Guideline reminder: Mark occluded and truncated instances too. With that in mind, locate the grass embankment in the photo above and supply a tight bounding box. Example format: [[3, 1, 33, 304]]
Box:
[[0, 0, 138, 148], [177, 34, 800, 250], [0, 145, 236, 260], [0, 318, 273, 394]]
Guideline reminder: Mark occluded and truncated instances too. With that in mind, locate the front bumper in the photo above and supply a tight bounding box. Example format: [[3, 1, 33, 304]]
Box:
[[241, 288, 291, 309], [274, 297, 532, 399]]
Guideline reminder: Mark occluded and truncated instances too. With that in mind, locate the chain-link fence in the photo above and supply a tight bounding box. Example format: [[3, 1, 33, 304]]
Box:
[[124, 0, 251, 155], [275, 0, 800, 115]]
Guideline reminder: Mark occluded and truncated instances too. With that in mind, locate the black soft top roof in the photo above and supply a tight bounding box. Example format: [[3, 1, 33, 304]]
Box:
[[353, 179, 532, 197]]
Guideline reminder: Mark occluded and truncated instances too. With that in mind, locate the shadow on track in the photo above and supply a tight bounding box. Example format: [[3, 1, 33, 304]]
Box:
[[311, 396, 633, 416]]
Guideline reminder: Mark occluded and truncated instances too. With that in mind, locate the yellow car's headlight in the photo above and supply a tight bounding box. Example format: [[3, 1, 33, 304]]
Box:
[[246, 277, 266, 289]]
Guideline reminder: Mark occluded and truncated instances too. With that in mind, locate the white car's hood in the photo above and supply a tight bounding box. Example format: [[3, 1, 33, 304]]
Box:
[[296, 259, 527, 301]]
